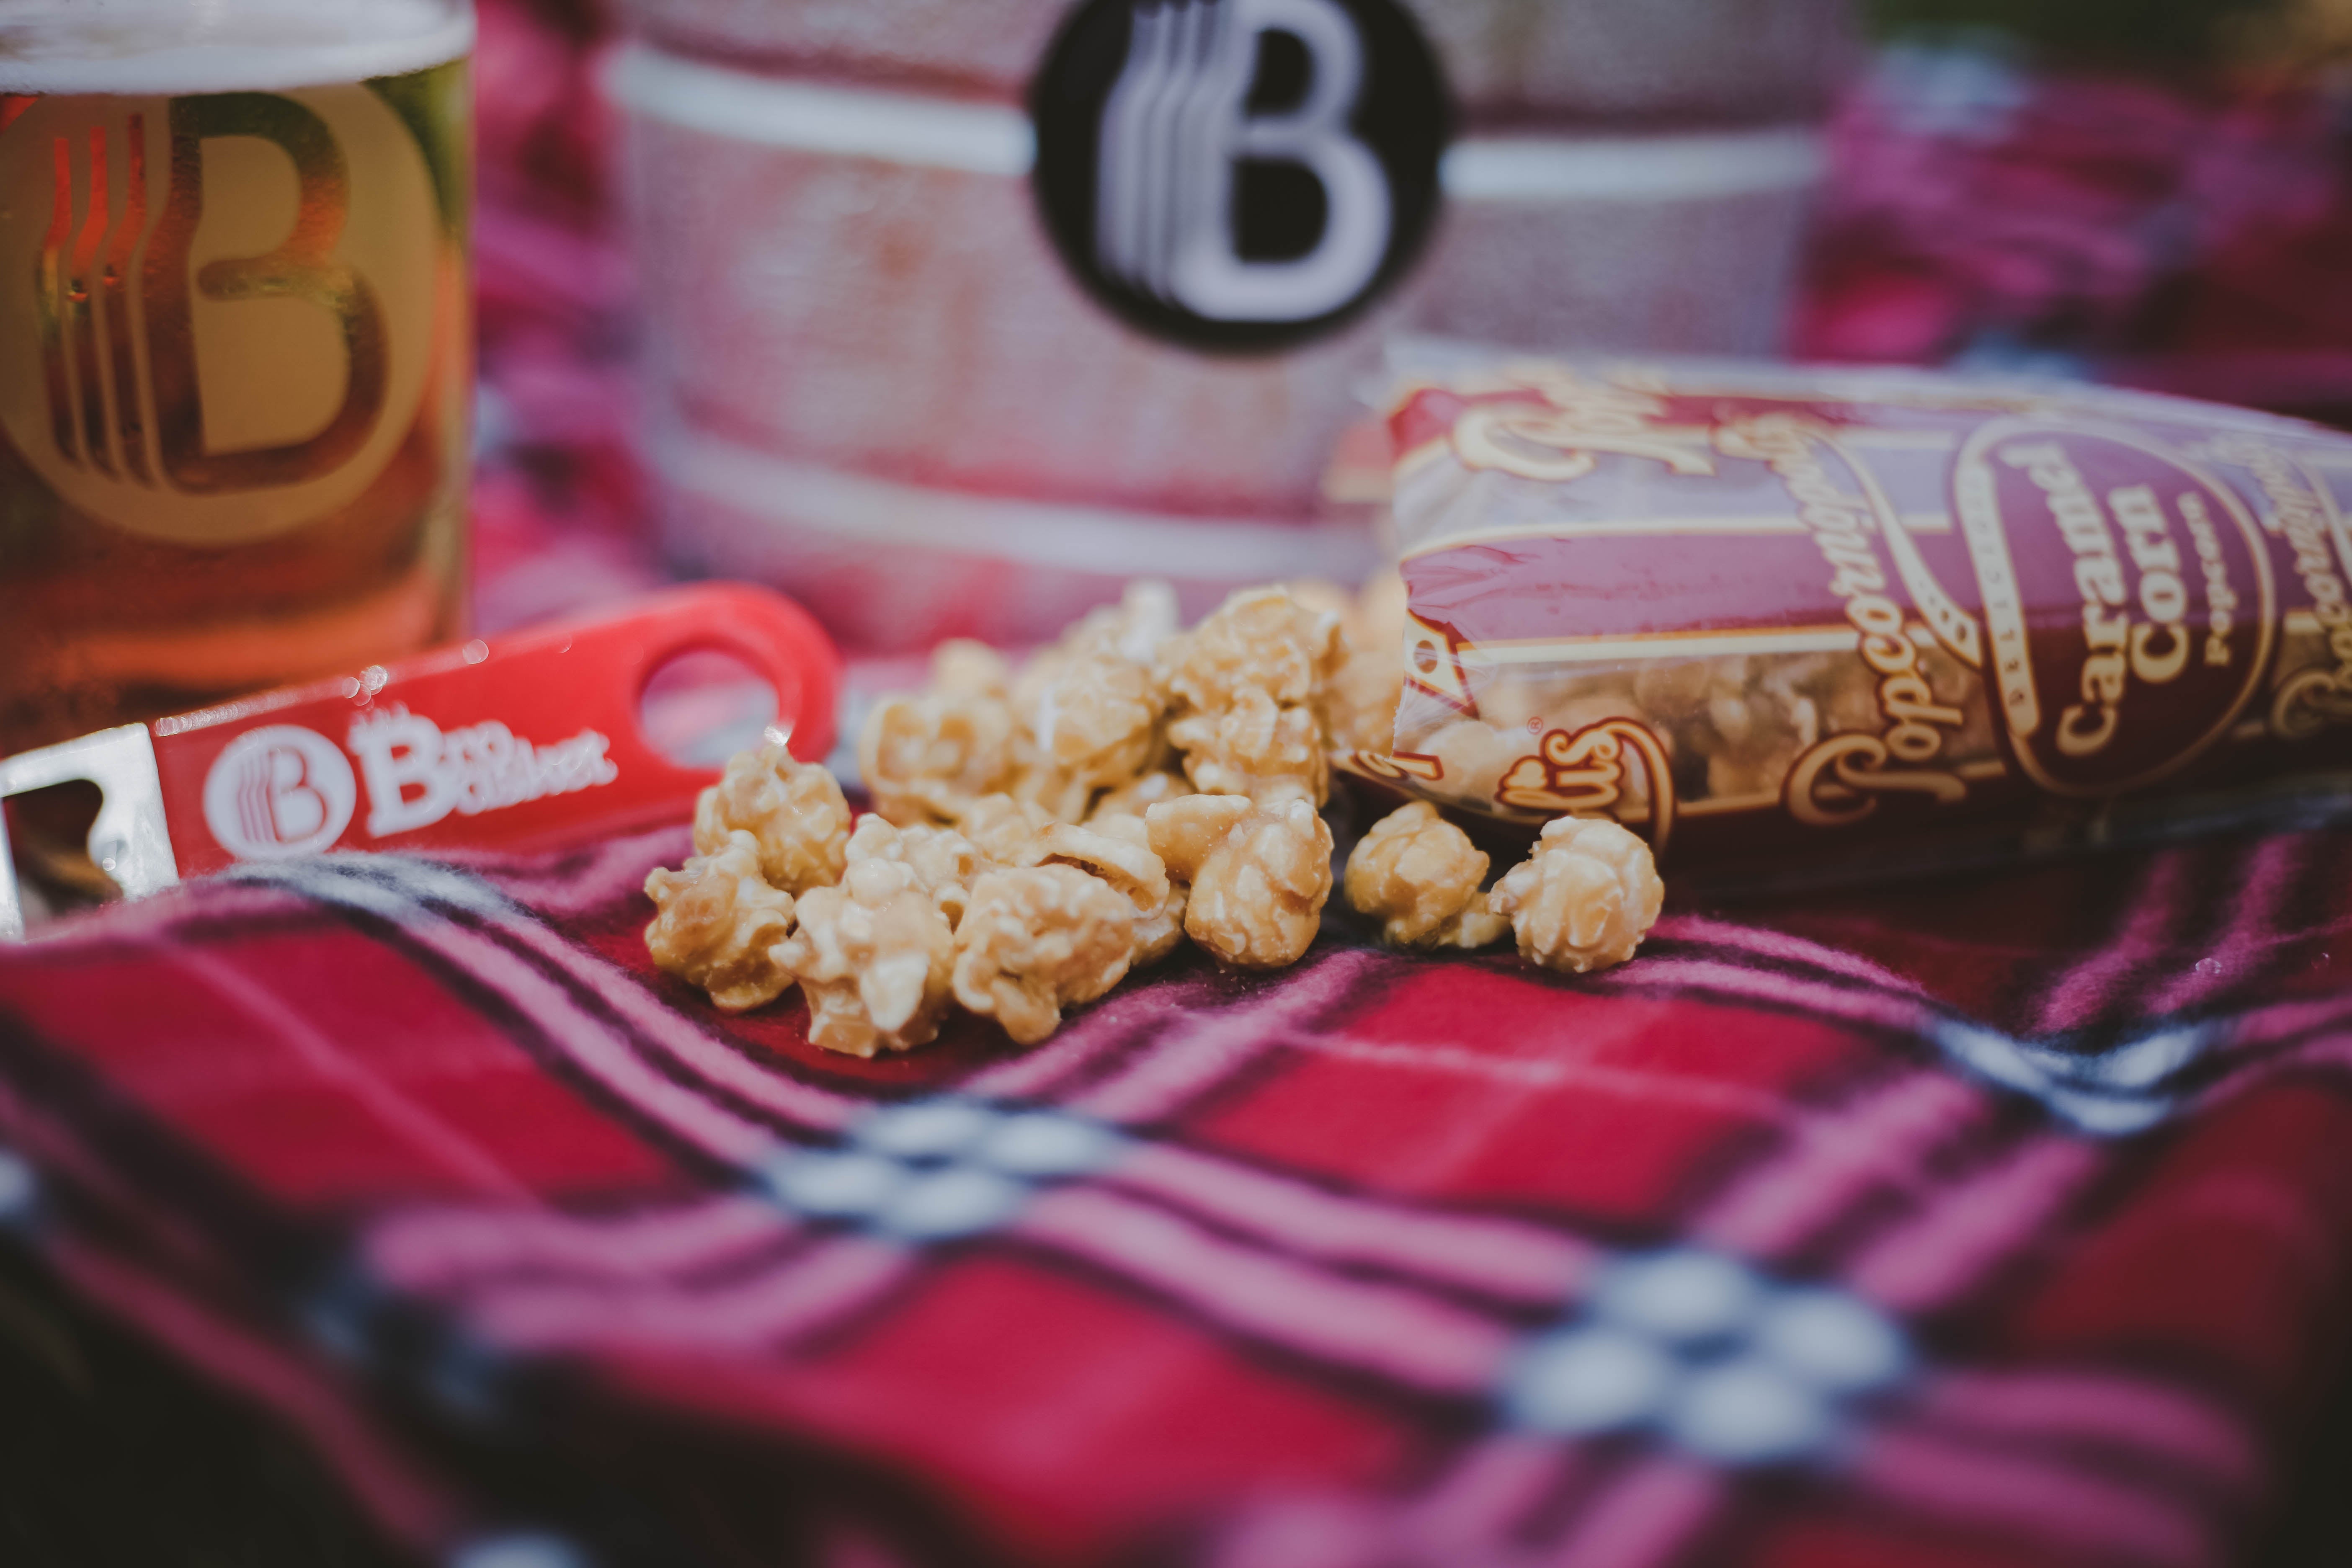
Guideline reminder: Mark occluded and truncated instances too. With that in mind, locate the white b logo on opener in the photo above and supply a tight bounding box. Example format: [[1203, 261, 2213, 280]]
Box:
[[202, 725, 358, 860], [1095, 0, 1389, 322]]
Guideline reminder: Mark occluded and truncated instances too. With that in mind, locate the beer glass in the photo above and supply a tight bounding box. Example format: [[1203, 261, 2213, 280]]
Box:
[[0, 0, 474, 759]]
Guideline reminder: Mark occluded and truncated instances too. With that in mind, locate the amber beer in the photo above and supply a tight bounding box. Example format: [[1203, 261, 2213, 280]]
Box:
[[0, 5, 472, 758]]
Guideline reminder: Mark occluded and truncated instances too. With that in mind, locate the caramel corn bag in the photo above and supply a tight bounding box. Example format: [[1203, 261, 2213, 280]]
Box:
[[1341, 349, 2352, 886]]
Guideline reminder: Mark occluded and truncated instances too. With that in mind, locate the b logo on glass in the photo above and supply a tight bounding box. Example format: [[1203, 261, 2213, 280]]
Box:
[[0, 84, 438, 546], [1031, 0, 1447, 351]]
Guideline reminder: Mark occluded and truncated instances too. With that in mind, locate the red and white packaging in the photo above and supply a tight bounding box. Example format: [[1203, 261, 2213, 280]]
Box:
[[1345, 348, 2352, 886], [0, 583, 838, 936]]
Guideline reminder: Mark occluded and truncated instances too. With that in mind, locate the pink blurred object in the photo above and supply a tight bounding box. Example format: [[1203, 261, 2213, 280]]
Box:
[[606, 0, 1856, 651], [468, 0, 669, 634], [1795, 41, 2352, 426]]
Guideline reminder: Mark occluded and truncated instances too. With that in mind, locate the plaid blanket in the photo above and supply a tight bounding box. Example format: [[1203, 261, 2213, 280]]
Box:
[[4, 815, 2349, 1568]]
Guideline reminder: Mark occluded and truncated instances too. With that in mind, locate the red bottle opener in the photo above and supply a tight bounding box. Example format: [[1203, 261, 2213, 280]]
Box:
[[0, 583, 839, 939]]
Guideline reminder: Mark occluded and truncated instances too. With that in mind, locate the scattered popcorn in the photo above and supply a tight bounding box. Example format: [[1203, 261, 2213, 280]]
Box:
[[1090, 769, 1189, 821], [998, 582, 1179, 822], [1160, 585, 1343, 714], [955, 792, 1057, 867], [1013, 649, 1163, 822], [1037, 817, 1187, 967], [1167, 686, 1328, 806], [692, 743, 851, 895], [931, 638, 1013, 697], [1488, 816, 1664, 975], [1343, 802, 1508, 950], [1142, 790, 1252, 877], [646, 575, 1670, 1055], [1421, 719, 1516, 812], [859, 691, 1026, 828], [1148, 794, 1332, 970], [1279, 578, 1358, 624], [1080, 578, 1183, 665], [775, 858, 957, 1057], [1320, 570, 1408, 752], [1325, 646, 1404, 753], [952, 865, 1136, 1045], [642, 830, 799, 1012], [845, 814, 985, 926]]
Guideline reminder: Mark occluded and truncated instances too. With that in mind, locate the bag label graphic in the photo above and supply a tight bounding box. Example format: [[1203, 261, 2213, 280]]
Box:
[[1032, 0, 1446, 351], [0, 82, 439, 546]]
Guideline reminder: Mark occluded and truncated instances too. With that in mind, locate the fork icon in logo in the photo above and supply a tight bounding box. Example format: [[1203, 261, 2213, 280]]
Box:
[[30, 95, 390, 498], [32, 113, 158, 486], [31, 111, 167, 484], [1094, 0, 1392, 323]]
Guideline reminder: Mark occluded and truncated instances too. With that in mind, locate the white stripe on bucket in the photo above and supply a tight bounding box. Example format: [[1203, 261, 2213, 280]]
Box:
[[1441, 129, 1824, 203], [606, 44, 1039, 176], [653, 427, 1379, 582], [605, 42, 1826, 201]]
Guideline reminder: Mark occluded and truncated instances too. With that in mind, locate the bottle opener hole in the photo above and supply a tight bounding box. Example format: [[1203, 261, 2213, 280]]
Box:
[[638, 647, 781, 769], [5, 780, 115, 927]]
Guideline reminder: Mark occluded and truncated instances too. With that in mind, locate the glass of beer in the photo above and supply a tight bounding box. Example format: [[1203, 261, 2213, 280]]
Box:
[[0, 0, 473, 762]]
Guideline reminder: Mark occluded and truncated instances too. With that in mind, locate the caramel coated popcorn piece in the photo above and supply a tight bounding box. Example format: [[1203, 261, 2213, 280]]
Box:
[[845, 814, 985, 926], [955, 793, 1057, 866], [692, 743, 851, 895], [1770, 652, 1877, 737], [1168, 686, 1328, 806], [1038, 816, 1187, 967], [859, 691, 1025, 828], [1343, 802, 1508, 950], [1325, 645, 1404, 752], [1009, 582, 1178, 722], [1003, 582, 1178, 821], [1488, 816, 1663, 975], [643, 830, 799, 1012], [932, 638, 1012, 697], [952, 865, 1135, 1045], [1693, 668, 1818, 801], [774, 858, 956, 1057], [1280, 578, 1357, 624], [1090, 769, 1189, 821], [1422, 719, 1516, 811], [1147, 794, 1333, 970], [1630, 658, 1717, 724], [1477, 671, 1641, 737], [1145, 791, 1255, 877], [1013, 580, 1179, 683], [1081, 578, 1183, 665], [1161, 586, 1343, 714], [1014, 650, 1165, 822], [1322, 570, 1407, 752]]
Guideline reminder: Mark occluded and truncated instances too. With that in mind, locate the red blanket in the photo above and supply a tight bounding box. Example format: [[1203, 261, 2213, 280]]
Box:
[[7, 6, 2349, 1563], [3, 820, 2349, 1566]]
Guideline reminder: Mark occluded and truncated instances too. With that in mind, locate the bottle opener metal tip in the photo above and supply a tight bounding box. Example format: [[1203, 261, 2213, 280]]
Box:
[[0, 726, 179, 941]]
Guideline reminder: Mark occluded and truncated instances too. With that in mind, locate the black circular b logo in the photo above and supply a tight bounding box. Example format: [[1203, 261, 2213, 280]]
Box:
[[1030, 0, 1449, 353]]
